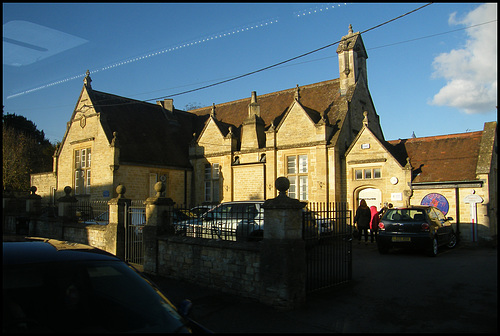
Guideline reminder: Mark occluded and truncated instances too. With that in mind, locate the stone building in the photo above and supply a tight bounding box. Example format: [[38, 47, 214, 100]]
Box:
[[346, 114, 497, 243], [31, 70, 198, 205], [188, 24, 381, 205], [31, 25, 497, 242]]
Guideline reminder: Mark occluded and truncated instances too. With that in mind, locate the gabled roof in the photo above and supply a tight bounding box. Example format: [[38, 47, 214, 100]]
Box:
[[346, 123, 399, 164], [197, 114, 236, 142], [387, 131, 484, 183], [188, 79, 345, 140], [87, 89, 195, 168]]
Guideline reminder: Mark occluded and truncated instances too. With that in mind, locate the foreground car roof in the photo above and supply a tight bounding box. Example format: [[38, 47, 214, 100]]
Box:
[[3, 237, 119, 265]]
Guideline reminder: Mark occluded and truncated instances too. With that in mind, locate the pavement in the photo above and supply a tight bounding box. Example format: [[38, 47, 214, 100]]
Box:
[[147, 241, 498, 333]]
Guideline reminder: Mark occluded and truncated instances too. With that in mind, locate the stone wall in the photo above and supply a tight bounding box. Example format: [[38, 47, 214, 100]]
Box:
[[30, 172, 56, 200], [157, 236, 262, 299], [146, 178, 309, 310], [4, 215, 110, 252], [4, 180, 321, 310]]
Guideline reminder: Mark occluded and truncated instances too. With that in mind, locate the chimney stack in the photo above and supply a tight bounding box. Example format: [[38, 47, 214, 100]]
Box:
[[157, 99, 174, 112]]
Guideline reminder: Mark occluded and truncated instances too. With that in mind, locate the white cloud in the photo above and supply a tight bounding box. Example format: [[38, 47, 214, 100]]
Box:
[[430, 3, 497, 114]]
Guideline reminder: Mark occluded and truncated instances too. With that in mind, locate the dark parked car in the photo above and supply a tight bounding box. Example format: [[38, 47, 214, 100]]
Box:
[[3, 237, 210, 333], [376, 205, 457, 257]]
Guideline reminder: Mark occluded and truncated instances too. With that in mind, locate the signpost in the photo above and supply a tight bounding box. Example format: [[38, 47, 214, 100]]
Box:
[[464, 191, 483, 242]]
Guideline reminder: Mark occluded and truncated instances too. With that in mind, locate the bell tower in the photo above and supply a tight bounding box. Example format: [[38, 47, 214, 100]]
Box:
[[336, 24, 368, 95]]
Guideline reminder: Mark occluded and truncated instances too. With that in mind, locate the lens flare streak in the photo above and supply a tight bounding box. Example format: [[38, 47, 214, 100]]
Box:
[[6, 18, 279, 99], [7, 4, 351, 99]]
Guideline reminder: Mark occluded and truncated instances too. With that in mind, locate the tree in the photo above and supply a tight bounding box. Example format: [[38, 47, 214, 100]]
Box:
[[183, 102, 203, 111], [2, 111, 56, 191]]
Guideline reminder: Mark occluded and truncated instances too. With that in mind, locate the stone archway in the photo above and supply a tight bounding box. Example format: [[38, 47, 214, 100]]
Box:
[[356, 187, 382, 210]]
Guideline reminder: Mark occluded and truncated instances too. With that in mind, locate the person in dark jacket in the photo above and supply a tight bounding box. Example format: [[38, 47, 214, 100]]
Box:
[[354, 199, 371, 244]]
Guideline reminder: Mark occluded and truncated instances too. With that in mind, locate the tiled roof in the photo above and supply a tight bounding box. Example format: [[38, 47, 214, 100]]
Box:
[[81, 78, 346, 166], [386, 131, 484, 183], [188, 79, 345, 140], [88, 89, 195, 168]]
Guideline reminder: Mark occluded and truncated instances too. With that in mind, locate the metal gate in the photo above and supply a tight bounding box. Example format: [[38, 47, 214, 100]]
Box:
[[124, 203, 146, 265], [304, 202, 352, 293]]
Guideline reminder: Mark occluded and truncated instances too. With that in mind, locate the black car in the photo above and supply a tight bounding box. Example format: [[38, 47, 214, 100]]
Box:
[[3, 237, 210, 333], [376, 206, 457, 257]]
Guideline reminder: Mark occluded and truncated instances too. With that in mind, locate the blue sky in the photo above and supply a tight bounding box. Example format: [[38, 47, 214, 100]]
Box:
[[3, 3, 497, 144]]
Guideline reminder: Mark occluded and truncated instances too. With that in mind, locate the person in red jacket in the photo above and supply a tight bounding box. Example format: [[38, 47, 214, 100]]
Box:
[[370, 205, 380, 243]]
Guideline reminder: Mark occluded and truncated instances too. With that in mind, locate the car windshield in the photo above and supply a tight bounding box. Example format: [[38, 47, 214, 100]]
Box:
[[381, 209, 426, 222], [3, 260, 189, 333]]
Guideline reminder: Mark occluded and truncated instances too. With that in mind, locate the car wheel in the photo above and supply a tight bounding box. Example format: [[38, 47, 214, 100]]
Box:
[[426, 236, 438, 257], [446, 231, 457, 249]]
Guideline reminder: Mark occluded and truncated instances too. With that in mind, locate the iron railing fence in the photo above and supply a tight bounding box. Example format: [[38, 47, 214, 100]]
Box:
[[170, 204, 263, 242], [124, 204, 146, 265], [303, 202, 352, 240], [3, 198, 26, 215], [171, 202, 353, 243], [39, 201, 58, 218], [303, 202, 352, 293], [71, 200, 109, 224]]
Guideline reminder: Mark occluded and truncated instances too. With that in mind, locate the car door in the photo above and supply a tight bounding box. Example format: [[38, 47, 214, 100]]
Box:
[[430, 208, 449, 245], [433, 207, 453, 244], [426, 208, 442, 238]]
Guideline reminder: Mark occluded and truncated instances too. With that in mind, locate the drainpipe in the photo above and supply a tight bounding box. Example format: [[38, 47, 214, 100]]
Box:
[[184, 170, 187, 206], [455, 187, 461, 243]]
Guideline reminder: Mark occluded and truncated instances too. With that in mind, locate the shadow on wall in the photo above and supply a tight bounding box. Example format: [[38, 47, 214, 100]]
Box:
[[458, 222, 493, 244]]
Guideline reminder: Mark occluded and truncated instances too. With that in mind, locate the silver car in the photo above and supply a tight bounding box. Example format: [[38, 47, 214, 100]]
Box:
[[175, 201, 264, 241]]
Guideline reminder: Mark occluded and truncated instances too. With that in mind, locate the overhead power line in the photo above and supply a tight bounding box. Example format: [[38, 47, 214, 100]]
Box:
[[123, 18, 495, 101], [11, 3, 436, 110], [145, 3, 434, 102], [78, 3, 433, 109]]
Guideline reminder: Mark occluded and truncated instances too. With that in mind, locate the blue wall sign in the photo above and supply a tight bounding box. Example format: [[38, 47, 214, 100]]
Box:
[[420, 193, 449, 215]]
